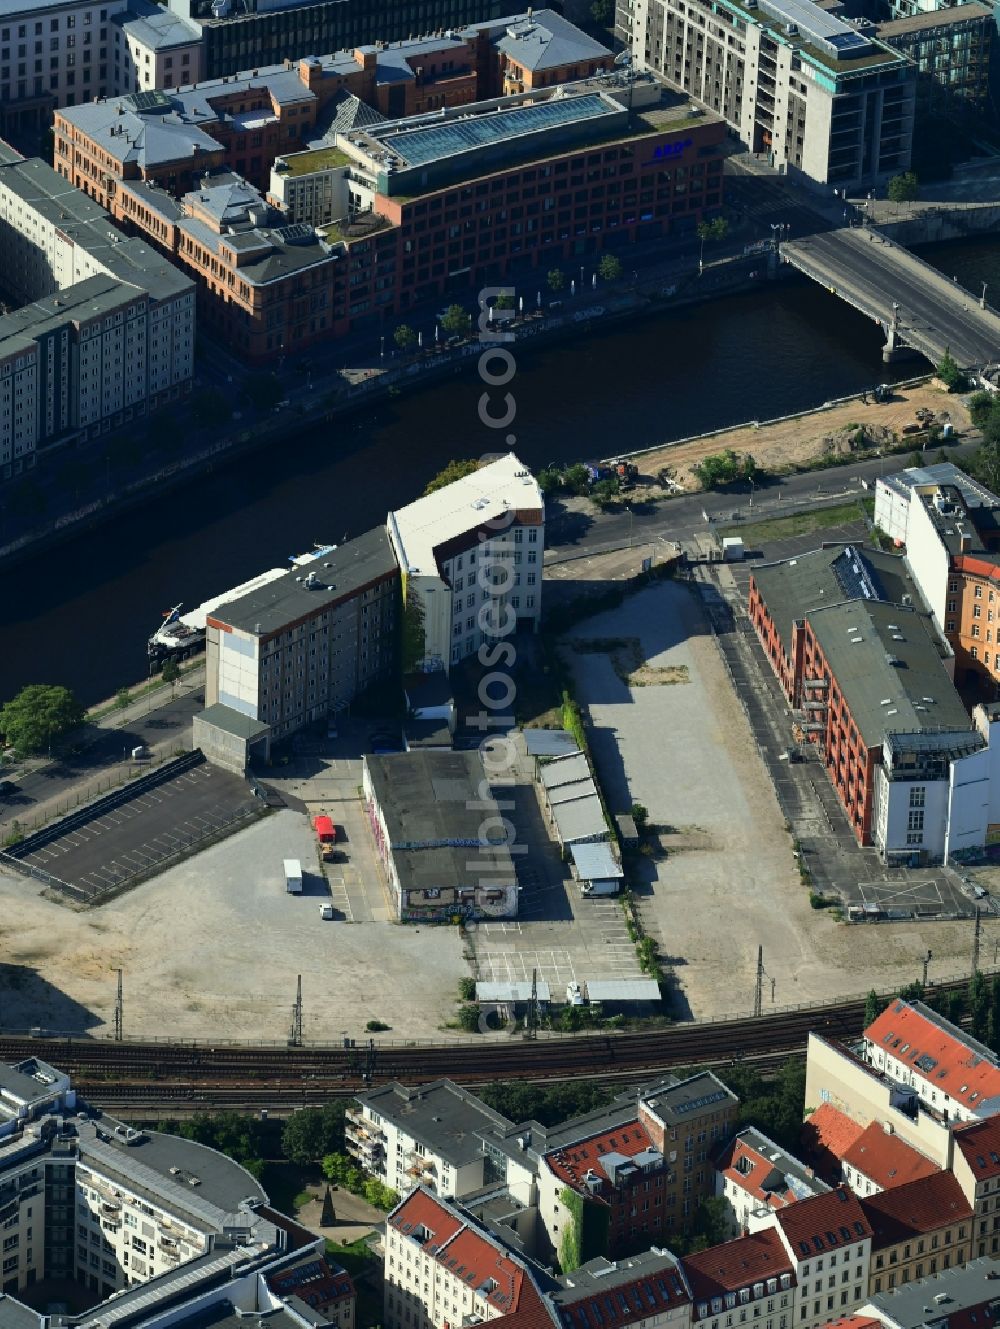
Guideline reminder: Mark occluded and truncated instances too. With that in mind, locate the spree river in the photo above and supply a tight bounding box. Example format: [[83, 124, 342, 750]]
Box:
[[4, 236, 1000, 706]]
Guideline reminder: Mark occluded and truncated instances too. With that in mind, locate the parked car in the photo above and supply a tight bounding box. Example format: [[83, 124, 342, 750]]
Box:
[[319, 903, 335, 920]]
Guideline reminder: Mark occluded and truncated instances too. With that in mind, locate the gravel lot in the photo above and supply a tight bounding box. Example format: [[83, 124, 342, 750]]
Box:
[[563, 578, 989, 1020], [0, 807, 466, 1042]]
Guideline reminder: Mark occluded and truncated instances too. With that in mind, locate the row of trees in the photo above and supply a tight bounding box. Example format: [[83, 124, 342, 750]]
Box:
[[969, 390, 1000, 494]]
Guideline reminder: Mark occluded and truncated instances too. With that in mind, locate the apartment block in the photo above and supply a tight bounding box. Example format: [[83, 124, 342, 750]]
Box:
[[683, 1230, 796, 1329], [950, 1117, 1000, 1259], [768, 1188, 873, 1329], [0, 1057, 352, 1329], [715, 1127, 830, 1237], [345, 1080, 519, 1199], [0, 149, 194, 477], [874, 3, 993, 114], [863, 1000, 1000, 1124], [387, 453, 544, 672], [837, 1121, 939, 1197], [858, 1257, 1000, 1329], [199, 526, 399, 762], [624, 0, 915, 189], [537, 1073, 738, 1260], [860, 1172, 972, 1295]]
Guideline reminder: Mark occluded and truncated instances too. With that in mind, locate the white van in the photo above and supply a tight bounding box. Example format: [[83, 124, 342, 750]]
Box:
[[319, 903, 334, 920]]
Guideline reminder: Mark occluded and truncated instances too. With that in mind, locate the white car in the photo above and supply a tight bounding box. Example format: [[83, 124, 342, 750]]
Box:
[[319, 903, 334, 920]]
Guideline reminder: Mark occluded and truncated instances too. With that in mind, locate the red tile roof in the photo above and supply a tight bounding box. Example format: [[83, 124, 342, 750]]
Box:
[[545, 1119, 656, 1195], [683, 1229, 794, 1302], [859, 1172, 972, 1249], [840, 1122, 939, 1191], [716, 1135, 808, 1212], [774, 1185, 872, 1259], [953, 1115, 1000, 1181], [801, 1104, 865, 1182], [268, 1255, 355, 1311], [388, 1188, 556, 1329], [864, 1001, 1000, 1114], [556, 1261, 691, 1329], [817, 1316, 881, 1329]]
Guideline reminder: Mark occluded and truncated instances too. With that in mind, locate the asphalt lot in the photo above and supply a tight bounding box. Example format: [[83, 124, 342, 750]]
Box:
[[469, 735, 642, 993], [16, 762, 258, 901]]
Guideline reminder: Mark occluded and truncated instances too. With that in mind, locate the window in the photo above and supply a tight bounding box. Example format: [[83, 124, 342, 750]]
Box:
[[909, 786, 925, 808], [908, 810, 924, 832]]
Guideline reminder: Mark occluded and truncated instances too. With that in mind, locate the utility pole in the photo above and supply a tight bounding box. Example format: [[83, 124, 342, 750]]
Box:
[[922, 949, 933, 988], [753, 946, 764, 1019], [364, 1038, 376, 1085], [526, 967, 538, 1040], [290, 974, 303, 1048], [973, 909, 982, 979], [114, 969, 124, 1042]]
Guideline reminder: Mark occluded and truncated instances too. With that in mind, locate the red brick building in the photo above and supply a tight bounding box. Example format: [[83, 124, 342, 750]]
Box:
[[74, 84, 725, 362]]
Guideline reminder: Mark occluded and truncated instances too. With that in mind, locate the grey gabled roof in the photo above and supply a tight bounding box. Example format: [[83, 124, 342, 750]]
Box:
[[487, 8, 611, 70], [807, 600, 971, 748]]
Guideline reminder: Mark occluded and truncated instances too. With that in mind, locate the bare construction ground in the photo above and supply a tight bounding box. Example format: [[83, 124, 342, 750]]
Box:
[[0, 807, 467, 1042], [563, 579, 991, 1020], [627, 381, 970, 494]]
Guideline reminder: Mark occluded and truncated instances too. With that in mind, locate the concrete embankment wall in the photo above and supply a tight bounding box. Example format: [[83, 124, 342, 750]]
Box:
[[876, 204, 1000, 247]]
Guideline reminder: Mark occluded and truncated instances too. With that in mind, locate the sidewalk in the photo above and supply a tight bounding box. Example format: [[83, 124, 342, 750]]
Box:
[[2, 663, 205, 834]]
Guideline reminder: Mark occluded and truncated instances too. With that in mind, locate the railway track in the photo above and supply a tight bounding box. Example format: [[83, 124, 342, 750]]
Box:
[[0, 992, 873, 1099]]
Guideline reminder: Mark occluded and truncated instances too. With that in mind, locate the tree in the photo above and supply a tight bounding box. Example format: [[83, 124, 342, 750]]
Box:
[[394, 324, 418, 353], [547, 268, 566, 293], [115, 687, 132, 711], [281, 1102, 348, 1165], [597, 254, 623, 283], [631, 802, 649, 831], [969, 391, 997, 430], [456, 1003, 481, 1032], [970, 969, 988, 1042], [887, 171, 919, 205], [494, 292, 515, 311], [423, 459, 480, 495], [710, 216, 729, 241], [693, 449, 759, 490], [538, 466, 563, 495], [401, 594, 426, 673], [0, 685, 85, 756], [563, 463, 591, 497], [440, 304, 472, 337], [936, 348, 968, 393], [988, 974, 1000, 1054], [161, 659, 181, 685], [591, 476, 621, 508], [864, 989, 882, 1030]]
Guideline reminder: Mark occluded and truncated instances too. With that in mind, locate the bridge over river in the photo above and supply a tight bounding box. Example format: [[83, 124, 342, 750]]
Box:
[[781, 226, 1000, 369]]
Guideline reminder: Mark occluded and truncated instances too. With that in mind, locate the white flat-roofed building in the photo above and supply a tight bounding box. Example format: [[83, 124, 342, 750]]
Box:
[[874, 463, 1000, 547], [387, 454, 544, 673]]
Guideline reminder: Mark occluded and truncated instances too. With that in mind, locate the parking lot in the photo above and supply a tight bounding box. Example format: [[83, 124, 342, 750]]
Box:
[[13, 762, 260, 902], [560, 575, 982, 1020], [468, 736, 644, 994]]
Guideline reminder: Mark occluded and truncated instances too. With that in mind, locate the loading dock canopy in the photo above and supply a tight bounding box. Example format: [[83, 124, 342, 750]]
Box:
[[570, 842, 624, 882], [476, 980, 552, 1004], [585, 979, 661, 1003], [525, 729, 580, 758]]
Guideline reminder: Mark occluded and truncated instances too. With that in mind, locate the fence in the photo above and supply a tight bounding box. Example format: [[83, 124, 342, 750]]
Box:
[[3, 751, 204, 845]]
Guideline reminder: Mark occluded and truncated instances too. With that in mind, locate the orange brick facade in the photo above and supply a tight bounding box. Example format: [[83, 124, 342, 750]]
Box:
[[948, 556, 1000, 691], [748, 574, 800, 704]]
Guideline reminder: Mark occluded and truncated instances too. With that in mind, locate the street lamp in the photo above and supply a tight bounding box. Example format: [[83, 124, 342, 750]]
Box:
[[982, 281, 989, 311], [579, 265, 585, 290], [748, 474, 755, 512], [380, 335, 385, 359], [626, 504, 633, 549]]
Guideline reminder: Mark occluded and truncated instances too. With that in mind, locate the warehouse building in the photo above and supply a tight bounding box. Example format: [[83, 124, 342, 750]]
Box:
[[362, 749, 518, 921]]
